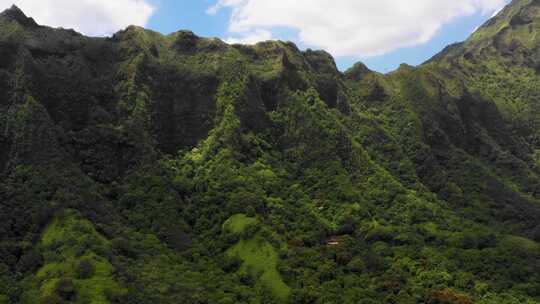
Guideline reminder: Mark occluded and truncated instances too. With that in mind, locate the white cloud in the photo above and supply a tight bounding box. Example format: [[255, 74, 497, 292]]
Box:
[[1, 0, 155, 36], [225, 29, 272, 45], [210, 0, 509, 57]]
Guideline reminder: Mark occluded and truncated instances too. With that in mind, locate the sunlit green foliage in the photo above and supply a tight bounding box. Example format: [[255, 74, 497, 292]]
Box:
[[1, 2, 540, 303], [223, 214, 259, 235], [227, 235, 290, 301], [21, 211, 124, 304]]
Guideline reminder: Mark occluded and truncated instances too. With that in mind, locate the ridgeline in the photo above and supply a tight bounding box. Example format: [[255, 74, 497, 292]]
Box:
[[0, 1, 539, 303]]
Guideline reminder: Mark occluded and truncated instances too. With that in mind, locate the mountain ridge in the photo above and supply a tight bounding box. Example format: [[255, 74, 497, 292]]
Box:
[[0, 1, 539, 303]]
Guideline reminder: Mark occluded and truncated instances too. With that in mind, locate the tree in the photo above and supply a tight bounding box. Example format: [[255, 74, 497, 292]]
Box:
[[76, 259, 94, 279]]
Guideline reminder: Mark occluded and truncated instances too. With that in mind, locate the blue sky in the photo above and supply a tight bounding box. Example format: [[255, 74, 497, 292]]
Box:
[[336, 12, 495, 73], [144, 0, 504, 73], [4, 0, 509, 73]]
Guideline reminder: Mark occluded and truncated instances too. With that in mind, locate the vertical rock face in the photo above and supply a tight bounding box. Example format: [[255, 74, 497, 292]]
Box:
[[0, 8, 349, 175], [144, 65, 220, 154], [0, 1, 540, 303]]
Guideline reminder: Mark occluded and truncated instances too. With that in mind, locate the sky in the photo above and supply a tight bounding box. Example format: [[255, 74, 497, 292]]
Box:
[[1, 0, 511, 73]]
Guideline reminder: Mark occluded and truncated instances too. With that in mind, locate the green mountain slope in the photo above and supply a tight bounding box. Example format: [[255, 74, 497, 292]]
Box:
[[0, 2, 539, 303]]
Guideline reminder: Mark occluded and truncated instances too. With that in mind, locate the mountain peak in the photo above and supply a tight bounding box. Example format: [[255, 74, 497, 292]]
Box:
[[468, 0, 539, 42], [0, 4, 38, 27], [427, 0, 540, 66], [3, 4, 23, 13], [344, 62, 372, 81]]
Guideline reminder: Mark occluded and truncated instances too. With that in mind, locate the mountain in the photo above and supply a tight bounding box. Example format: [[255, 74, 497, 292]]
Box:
[[0, 2, 539, 303]]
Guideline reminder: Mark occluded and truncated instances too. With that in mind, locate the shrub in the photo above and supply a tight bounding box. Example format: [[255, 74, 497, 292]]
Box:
[[55, 278, 76, 301], [17, 250, 43, 274], [75, 259, 94, 279], [39, 294, 63, 304], [346, 257, 365, 273], [104, 287, 127, 303], [221, 255, 241, 273]]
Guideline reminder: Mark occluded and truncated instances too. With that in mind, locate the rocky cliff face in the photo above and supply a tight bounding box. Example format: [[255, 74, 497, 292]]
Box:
[[0, 5, 348, 180], [0, 2, 539, 304]]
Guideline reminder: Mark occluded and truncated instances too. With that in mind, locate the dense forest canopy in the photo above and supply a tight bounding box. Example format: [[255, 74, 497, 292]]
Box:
[[0, 0, 539, 303]]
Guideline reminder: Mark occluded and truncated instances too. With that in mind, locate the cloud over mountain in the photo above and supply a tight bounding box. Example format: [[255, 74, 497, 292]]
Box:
[[1, 0, 155, 36], [209, 0, 509, 57]]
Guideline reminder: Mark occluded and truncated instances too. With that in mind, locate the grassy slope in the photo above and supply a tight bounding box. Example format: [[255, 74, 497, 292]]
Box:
[[22, 211, 124, 304], [224, 214, 291, 302], [223, 214, 259, 234]]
